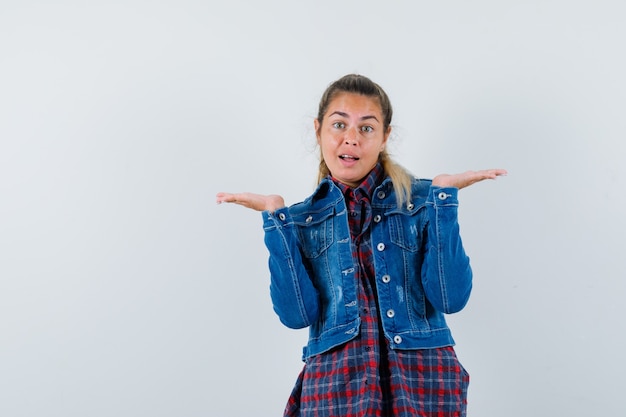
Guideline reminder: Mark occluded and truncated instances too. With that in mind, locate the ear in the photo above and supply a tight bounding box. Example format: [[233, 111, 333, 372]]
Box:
[[381, 126, 391, 150], [314, 119, 321, 144]]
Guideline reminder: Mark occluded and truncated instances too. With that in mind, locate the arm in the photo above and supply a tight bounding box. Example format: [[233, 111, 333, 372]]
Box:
[[421, 168, 507, 313], [263, 208, 320, 329], [422, 186, 472, 314]]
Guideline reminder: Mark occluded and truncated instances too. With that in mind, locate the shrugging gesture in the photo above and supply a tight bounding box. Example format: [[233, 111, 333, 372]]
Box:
[[216, 73, 507, 417], [216, 169, 507, 212]]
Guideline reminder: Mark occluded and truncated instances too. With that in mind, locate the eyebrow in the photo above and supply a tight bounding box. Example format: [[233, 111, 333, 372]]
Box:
[[328, 111, 380, 122]]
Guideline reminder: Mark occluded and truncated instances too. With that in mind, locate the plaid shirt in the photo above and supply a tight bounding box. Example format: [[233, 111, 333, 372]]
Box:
[[284, 164, 469, 417]]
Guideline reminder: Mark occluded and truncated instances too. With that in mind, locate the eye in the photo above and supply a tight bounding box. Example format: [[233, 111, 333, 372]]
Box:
[[332, 122, 345, 129], [361, 125, 373, 133]]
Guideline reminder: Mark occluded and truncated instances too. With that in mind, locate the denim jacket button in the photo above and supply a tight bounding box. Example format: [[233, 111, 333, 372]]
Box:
[[393, 335, 402, 344], [278, 213, 286, 221], [377, 243, 385, 251], [381, 274, 391, 283], [407, 203, 414, 210], [438, 192, 448, 200], [373, 214, 381, 223], [377, 191, 386, 199], [386, 309, 395, 318], [305, 215, 312, 223]]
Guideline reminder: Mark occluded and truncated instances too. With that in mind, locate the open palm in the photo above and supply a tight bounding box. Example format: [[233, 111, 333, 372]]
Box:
[[432, 169, 507, 189], [216, 192, 285, 212]]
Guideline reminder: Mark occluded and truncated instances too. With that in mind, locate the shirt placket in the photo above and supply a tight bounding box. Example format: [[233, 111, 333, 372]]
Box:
[[350, 191, 380, 392]]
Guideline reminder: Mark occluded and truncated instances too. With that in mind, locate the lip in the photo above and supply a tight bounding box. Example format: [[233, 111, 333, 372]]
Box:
[[339, 154, 360, 161], [338, 154, 360, 167]]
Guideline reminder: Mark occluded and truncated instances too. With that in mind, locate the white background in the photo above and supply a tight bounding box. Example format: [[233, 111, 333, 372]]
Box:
[[1, 1, 625, 416]]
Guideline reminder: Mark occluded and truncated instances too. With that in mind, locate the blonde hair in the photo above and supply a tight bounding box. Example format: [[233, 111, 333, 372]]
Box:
[[315, 74, 413, 207]]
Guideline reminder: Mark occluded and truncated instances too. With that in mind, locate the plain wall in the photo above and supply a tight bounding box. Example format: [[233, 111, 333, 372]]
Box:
[[1, 1, 624, 416]]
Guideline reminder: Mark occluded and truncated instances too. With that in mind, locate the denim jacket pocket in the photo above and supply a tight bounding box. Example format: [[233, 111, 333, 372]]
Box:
[[294, 206, 334, 258], [387, 205, 427, 252]]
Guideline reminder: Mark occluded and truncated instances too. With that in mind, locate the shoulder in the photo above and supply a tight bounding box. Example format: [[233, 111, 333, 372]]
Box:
[[411, 177, 432, 196], [288, 179, 344, 216]]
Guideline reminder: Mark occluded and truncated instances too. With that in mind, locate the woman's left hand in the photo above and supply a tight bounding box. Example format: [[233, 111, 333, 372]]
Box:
[[432, 169, 507, 190]]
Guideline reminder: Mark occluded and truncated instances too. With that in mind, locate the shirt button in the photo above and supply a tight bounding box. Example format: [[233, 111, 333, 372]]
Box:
[[377, 243, 385, 251], [373, 214, 381, 223], [278, 213, 286, 221], [393, 335, 403, 344], [381, 275, 391, 283], [438, 192, 448, 200], [377, 191, 386, 199], [386, 309, 395, 318]]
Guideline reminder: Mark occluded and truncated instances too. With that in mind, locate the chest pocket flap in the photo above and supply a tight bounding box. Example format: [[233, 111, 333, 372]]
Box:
[[293, 206, 335, 258], [386, 203, 427, 252]]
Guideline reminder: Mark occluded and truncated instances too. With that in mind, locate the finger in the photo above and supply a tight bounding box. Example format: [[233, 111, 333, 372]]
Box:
[[476, 169, 507, 180], [483, 169, 507, 180], [216, 192, 238, 204]]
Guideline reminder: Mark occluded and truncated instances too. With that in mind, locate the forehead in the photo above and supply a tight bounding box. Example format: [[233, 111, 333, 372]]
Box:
[[325, 92, 383, 118]]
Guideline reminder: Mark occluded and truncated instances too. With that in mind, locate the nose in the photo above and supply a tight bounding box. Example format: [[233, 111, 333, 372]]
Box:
[[344, 127, 358, 145]]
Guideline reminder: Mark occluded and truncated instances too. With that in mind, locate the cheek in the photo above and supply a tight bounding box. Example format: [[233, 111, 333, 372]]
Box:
[[319, 134, 338, 151], [320, 143, 334, 160]]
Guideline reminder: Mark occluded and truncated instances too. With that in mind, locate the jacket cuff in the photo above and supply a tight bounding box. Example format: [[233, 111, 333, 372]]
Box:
[[427, 187, 459, 206], [262, 206, 292, 230]]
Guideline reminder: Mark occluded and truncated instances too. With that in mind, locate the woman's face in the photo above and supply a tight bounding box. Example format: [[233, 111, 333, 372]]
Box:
[[315, 92, 390, 188]]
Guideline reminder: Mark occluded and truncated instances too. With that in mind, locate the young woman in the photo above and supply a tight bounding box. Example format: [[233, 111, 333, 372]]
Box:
[[217, 74, 506, 417]]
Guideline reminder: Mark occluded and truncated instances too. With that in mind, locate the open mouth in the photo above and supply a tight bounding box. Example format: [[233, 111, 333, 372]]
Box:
[[339, 154, 360, 161]]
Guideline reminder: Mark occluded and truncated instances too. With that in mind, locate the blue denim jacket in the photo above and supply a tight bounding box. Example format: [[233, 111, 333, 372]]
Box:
[[262, 176, 472, 360]]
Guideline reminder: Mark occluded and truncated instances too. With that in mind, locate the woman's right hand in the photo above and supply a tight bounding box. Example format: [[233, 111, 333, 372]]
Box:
[[216, 192, 285, 213]]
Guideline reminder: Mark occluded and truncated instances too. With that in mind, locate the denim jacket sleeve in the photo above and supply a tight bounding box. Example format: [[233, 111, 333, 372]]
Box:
[[262, 207, 320, 329], [422, 186, 473, 314]]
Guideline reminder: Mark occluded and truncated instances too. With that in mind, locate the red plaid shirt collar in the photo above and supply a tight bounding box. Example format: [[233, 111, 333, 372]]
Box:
[[331, 163, 385, 202]]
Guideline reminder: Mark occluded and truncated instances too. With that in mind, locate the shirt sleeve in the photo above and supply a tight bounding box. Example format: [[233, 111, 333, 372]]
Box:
[[262, 207, 320, 329]]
